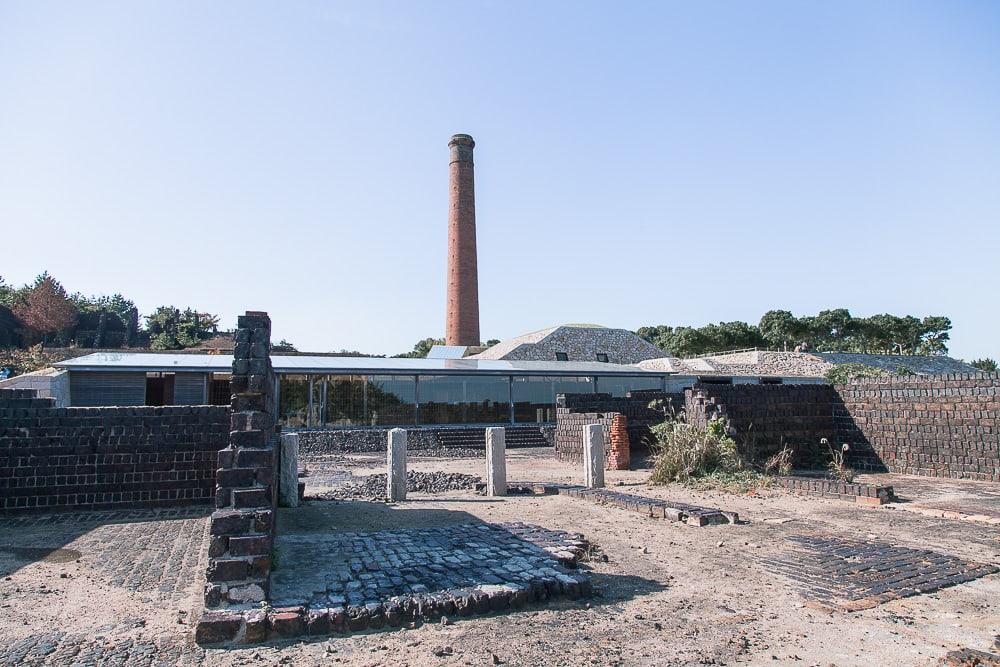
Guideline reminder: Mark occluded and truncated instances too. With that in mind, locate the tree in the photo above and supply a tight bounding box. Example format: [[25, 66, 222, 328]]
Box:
[[485, 339, 501, 347], [146, 306, 219, 350], [70, 292, 136, 326], [970, 358, 998, 372], [758, 310, 801, 350], [394, 337, 445, 358], [272, 339, 297, 353], [13, 275, 78, 345]]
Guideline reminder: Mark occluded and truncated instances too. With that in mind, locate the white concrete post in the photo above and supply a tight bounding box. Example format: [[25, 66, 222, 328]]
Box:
[[387, 428, 408, 501], [278, 433, 300, 508], [485, 427, 507, 496], [584, 424, 605, 489]]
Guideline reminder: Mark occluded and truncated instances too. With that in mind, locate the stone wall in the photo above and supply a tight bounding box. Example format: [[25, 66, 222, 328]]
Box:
[[0, 368, 71, 407], [295, 425, 554, 457], [203, 312, 280, 610], [686, 374, 1000, 481], [835, 373, 1000, 481], [685, 384, 837, 467], [0, 388, 228, 514]]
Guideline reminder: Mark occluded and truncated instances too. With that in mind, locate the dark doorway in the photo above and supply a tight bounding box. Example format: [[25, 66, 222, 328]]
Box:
[[146, 373, 175, 406]]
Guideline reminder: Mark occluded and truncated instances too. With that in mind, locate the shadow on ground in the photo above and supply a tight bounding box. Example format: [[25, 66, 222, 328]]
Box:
[[0, 505, 212, 579]]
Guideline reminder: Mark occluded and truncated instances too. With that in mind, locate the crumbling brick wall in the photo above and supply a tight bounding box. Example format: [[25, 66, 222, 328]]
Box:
[[685, 384, 837, 467], [204, 311, 280, 610], [0, 388, 228, 514], [835, 372, 1000, 481], [554, 392, 681, 466]]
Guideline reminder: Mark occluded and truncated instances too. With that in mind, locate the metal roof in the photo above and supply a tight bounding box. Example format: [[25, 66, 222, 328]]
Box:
[[55, 352, 672, 377]]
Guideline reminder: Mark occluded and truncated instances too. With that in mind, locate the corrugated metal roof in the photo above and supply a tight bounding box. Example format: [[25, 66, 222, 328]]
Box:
[[54, 352, 671, 377]]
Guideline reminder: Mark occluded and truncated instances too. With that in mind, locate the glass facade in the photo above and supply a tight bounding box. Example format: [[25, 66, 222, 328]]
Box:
[[595, 375, 665, 397], [279, 375, 310, 428], [277, 372, 664, 428], [417, 375, 510, 424], [513, 376, 595, 423], [367, 375, 416, 426]]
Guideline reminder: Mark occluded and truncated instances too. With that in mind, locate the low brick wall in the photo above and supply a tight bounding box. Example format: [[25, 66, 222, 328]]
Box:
[[685, 384, 837, 467], [554, 392, 681, 465], [777, 476, 895, 505], [0, 388, 228, 514], [835, 373, 1000, 481]]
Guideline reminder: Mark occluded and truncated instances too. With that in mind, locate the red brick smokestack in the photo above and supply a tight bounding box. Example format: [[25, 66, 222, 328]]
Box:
[[446, 133, 480, 347]]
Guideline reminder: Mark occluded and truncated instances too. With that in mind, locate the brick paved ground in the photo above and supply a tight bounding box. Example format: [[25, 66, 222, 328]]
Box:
[[760, 534, 999, 611], [0, 508, 210, 666]]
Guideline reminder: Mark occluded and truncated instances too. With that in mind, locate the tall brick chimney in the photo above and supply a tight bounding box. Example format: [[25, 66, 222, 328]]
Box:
[[446, 133, 480, 347]]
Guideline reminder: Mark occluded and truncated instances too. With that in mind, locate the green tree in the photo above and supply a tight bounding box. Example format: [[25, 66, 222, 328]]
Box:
[[146, 306, 218, 350], [272, 339, 297, 353], [394, 337, 445, 358], [758, 310, 801, 350], [970, 358, 998, 372]]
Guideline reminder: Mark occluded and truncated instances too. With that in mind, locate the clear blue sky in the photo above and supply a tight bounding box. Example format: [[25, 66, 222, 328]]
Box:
[[1, 1, 998, 360]]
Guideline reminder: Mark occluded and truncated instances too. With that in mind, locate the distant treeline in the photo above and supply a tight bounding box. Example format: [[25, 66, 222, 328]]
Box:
[[637, 309, 952, 358], [0, 272, 222, 351]]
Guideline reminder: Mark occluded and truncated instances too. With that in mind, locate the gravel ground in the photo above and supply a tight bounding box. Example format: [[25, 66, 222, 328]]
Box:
[[306, 470, 483, 501], [1, 448, 999, 666]]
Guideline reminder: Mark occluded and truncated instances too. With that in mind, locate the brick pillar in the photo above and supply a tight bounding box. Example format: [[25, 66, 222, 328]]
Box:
[[606, 414, 630, 470], [203, 311, 279, 609], [445, 133, 480, 347]]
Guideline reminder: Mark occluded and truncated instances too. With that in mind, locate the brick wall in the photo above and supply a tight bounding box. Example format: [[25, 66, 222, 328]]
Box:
[[0, 388, 228, 514], [685, 384, 837, 467], [685, 374, 1000, 482], [835, 373, 1000, 481], [554, 392, 681, 465]]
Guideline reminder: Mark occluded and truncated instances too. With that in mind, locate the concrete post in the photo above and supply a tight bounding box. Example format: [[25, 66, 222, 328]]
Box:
[[485, 427, 507, 496], [387, 428, 408, 501], [584, 424, 605, 488], [278, 433, 300, 508]]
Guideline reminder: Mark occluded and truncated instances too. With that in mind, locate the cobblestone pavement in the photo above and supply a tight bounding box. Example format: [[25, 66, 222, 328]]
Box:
[[0, 507, 210, 666], [760, 534, 1000, 611], [271, 522, 590, 609], [1, 508, 210, 599], [0, 630, 203, 667]]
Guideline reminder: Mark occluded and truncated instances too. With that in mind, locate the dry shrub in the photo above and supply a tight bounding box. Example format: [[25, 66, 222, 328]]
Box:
[[648, 418, 739, 484]]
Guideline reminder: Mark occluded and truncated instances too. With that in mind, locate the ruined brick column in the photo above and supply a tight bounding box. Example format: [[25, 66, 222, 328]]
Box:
[[445, 133, 480, 347], [606, 414, 630, 470], [203, 311, 279, 611]]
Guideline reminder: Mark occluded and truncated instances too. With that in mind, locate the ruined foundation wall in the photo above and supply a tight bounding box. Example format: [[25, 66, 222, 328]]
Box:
[[685, 384, 837, 467], [0, 388, 228, 514]]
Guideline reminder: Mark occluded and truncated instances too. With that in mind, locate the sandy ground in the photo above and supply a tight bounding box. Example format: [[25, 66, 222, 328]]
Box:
[[2, 448, 999, 666]]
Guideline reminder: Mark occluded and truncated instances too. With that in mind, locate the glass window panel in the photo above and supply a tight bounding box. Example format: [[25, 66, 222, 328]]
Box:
[[279, 375, 309, 428], [324, 375, 366, 427], [367, 375, 416, 426], [595, 375, 664, 398], [513, 376, 595, 423], [417, 375, 510, 424]]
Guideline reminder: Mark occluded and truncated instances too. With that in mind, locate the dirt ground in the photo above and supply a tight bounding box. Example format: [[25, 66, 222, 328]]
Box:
[[1, 447, 998, 666]]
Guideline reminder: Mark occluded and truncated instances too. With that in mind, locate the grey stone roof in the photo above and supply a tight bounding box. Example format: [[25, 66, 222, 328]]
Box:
[[470, 325, 666, 364]]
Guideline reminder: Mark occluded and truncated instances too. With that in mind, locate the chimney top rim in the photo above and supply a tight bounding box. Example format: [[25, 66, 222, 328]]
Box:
[[448, 134, 475, 148]]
